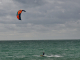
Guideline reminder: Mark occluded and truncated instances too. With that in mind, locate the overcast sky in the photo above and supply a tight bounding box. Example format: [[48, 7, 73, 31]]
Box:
[[0, 0, 80, 40]]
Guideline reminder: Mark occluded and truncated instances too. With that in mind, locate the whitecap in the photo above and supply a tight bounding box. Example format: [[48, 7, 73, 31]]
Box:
[[54, 55, 63, 57], [45, 54, 63, 58]]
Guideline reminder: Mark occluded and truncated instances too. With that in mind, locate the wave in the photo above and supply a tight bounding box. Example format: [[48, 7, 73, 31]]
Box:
[[33, 54, 63, 58], [45, 54, 63, 57]]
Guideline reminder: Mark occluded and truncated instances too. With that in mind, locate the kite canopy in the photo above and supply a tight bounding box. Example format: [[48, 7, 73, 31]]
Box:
[[17, 10, 26, 20]]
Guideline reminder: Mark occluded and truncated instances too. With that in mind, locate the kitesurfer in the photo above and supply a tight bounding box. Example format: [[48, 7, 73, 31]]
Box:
[[43, 52, 45, 55]]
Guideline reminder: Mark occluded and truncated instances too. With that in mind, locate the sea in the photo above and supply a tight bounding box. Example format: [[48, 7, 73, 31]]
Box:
[[0, 40, 80, 60]]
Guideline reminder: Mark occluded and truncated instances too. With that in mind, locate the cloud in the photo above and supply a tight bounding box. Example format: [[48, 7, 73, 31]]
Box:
[[0, 0, 80, 40]]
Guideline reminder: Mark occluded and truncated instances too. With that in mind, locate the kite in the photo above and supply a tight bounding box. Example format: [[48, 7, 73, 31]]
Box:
[[17, 10, 26, 20]]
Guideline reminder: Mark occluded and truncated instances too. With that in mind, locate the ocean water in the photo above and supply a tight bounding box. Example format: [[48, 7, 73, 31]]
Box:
[[0, 40, 80, 60]]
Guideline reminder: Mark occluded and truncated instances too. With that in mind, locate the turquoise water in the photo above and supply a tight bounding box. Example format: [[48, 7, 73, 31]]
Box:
[[0, 40, 80, 60]]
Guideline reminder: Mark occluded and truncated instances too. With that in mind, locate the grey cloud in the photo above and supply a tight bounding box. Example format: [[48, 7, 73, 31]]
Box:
[[0, 0, 80, 39], [14, 0, 46, 7]]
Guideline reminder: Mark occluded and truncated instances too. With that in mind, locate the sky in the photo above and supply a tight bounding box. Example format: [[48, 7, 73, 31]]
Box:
[[0, 0, 80, 40]]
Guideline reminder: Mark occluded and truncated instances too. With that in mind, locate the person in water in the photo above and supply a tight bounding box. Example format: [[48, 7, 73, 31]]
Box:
[[43, 52, 45, 55]]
